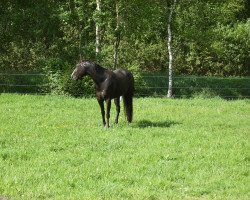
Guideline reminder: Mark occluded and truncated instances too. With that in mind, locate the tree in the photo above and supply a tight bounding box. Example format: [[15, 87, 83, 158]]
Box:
[[95, 0, 101, 58], [113, 0, 121, 68], [167, 0, 177, 98], [0, 0, 249, 80]]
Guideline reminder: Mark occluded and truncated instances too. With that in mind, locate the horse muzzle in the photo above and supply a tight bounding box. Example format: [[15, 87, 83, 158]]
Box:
[[71, 73, 78, 80]]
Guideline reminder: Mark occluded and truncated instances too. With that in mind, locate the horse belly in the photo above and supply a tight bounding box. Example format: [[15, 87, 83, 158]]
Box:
[[114, 83, 128, 97], [96, 89, 116, 100]]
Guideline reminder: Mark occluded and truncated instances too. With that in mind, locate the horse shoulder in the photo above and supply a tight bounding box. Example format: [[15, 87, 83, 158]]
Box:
[[95, 72, 114, 99]]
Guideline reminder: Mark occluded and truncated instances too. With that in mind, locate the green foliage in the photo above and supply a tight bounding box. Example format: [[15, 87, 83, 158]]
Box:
[[41, 58, 94, 97], [174, 0, 249, 76], [0, 0, 249, 96], [0, 94, 249, 199], [212, 19, 250, 75]]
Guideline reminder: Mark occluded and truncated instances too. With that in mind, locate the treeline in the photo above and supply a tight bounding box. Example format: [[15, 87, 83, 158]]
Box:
[[0, 0, 249, 77]]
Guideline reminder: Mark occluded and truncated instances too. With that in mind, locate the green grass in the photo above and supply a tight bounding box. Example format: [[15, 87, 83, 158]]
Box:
[[0, 94, 249, 199]]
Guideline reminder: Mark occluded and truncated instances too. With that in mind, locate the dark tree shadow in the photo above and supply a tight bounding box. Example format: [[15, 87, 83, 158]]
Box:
[[135, 120, 180, 128]]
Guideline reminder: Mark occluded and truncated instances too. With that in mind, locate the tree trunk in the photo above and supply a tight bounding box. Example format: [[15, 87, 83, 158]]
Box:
[[113, 0, 121, 69], [79, 24, 82, 60], [95, 0, 101, 58], [167, 0, 177, 98]]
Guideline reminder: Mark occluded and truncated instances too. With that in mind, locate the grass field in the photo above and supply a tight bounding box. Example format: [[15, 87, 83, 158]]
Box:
[[0, 94, 249, 199]]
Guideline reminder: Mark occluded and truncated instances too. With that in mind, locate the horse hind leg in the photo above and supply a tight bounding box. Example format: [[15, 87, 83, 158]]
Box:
[[114, 97, 120, 124]]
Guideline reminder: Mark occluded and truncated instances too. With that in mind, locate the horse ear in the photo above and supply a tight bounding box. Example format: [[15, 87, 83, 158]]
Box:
[[77, 59, 82, 64], [79, 57, 86, 63]]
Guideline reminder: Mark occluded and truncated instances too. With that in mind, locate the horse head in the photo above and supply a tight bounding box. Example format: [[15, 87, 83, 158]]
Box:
[[71, 61, 88, 80]]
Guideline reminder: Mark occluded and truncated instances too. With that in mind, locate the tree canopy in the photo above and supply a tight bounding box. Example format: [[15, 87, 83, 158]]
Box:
[[0, 0, 249, 76]]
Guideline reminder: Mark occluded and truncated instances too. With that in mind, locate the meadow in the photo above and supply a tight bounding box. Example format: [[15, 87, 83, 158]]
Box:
[[0, 94, 249, 199]]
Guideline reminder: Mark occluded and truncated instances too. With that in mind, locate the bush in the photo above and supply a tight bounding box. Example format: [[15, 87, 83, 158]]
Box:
[[212, 20, 250, 76], [42, 58, 94, 97]]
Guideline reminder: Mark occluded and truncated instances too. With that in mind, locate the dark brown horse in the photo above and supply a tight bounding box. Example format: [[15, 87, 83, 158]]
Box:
[[71, 60, 134, 128]]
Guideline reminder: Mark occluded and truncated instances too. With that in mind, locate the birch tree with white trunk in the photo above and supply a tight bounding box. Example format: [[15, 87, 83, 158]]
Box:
[[167, 0, 177, 98], [95, 0, 101, 58]]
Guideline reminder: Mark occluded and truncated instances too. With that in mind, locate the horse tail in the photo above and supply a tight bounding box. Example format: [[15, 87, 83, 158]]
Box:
[[123, 93, 133, 123], [123, 73, 134, 123]]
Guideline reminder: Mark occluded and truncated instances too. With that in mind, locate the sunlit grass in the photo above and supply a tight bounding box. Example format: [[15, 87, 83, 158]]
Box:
[[0, 94, 249, 199]]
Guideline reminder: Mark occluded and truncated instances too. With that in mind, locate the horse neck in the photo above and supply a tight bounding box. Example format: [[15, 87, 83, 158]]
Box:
[[86, 63, 108, 85]]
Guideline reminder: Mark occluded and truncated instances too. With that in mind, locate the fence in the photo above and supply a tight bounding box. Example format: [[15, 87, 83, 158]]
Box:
[[0, 73, 249, 99], [0, 73, 47, 94], [138, 75, 250, 98]]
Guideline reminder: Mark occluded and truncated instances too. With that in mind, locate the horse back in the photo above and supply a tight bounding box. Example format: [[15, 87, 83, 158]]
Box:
[[114, 69, 133, 82]]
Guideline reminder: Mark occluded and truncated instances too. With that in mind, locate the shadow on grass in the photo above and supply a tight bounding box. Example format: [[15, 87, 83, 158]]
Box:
[[135, 120, 180, 128]]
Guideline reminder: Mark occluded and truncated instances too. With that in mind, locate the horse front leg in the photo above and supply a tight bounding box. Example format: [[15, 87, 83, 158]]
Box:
[[98, 99, 106, 127], [105, 98, 111, 128], [114, 97, 120, 124]]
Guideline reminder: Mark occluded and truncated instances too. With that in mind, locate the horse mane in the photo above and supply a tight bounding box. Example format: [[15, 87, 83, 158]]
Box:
[[81, 60, 107, 74], [96, 63, 108, 73]]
